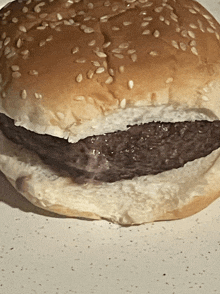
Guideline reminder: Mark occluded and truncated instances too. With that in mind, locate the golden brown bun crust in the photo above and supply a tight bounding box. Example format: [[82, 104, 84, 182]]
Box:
[[1, 0, 220, 140]]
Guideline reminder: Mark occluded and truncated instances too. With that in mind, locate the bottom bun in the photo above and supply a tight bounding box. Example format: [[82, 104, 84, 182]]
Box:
[[1, 130, 220, 225]]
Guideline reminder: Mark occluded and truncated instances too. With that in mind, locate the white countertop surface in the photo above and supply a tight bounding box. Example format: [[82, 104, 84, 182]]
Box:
[[1, 0, 220, 293]]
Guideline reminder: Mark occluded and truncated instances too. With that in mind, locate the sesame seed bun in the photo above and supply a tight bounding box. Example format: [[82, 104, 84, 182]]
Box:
[[1, 0, 220, 225]]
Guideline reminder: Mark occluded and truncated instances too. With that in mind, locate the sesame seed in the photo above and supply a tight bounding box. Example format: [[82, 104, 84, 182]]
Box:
[[12, 17, 18, 23], [72, 47, 79, 54], [16, 38, 22, 48], [19, 25, 27, 33], [22, 6, 28, 13], [29, 70, 38, 76], [88, 97, 94, 103], [46, 35, 53, 42], [39, 40, 46, 47], [76, 58, 86, 63], [57, 13, 63, 20], [12, 72, 21, 78], [197, 20, 205, 32], [171, 40, 179, 49], [207, 28, 215, 33], [119, 66, 125, 73], [170, 12, 178, 21], [2, 92, 6, 98], [191, 47, 198, 56], [188, 31, 196, 38], [143, 16, 153, 21], [4, 37, 10, 46], [203, 87, 209, 93], [56, 112, 65, 120], [112, 4, 119, 11], [78, 10, 85, 16], [37, 26, 46, 30], [215, 32, 220, 40], [165, 4, 174, 10], [193, 5, 200, 12], [76, 74, 83, 83], [190, 40, 196, 47], [26, 14, 36, 20], [112, 26, 120, 31], [4, 10, 11, 17], [154, 6, 163, 13], [103, 61, 108, 69], [87, 40, 95, 47], [40, 13, 48, 19], [159, 16, 165, 21], [181, 30, 188, 38], [21, 50, 29, 56], [120, 98, 126, 108], [34, 93, 42, 99], [165, 20, 170, 25], [142, 29, 151, 35], [55, 27, 62, 32], [87, 70, 94, 79], [180, 43, 187, 51], [153, 30, 160, 38], [141, 22, 149, 27], [75, 96, 85, 101], [189, 8, 197, 14], [149, 51, 158, 56], [123, 21, 132, 26], [203, 14, 211, 20], [202, 95, 209, 101], [103, 41, 111, 48], [112, 48, 122, 53], [100, 15, 109, 22], [1, 32, 6, 39], [4, 46, 11, 56], [6, 50, 16, 59], [131, 54, 137, 62], [105, 76, 114, 84], [128, 80, 134, 90], [88, 2, 94, 9], [11, 65, 20, 71], [189, 23, 198, 29], [166, 77, 174, 84], [127, 49, 136, 54], [119, 42, 129, 49], [34, 2, 45, 13], [109, 68, 114, 76], [82, 14, 90, 20], [21, 90, 27, 99], [84, 27, 95, 33], [209, 22, 217, 30], [142, 2, 153, 7], [96, 67, 105, 74], [92, 61, 100, 67], [113, 53, 124, 59], [95, 51, 107, 58]]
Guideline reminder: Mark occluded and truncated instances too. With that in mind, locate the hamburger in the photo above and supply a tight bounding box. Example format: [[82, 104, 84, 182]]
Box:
[[1, 0, 220, 225]]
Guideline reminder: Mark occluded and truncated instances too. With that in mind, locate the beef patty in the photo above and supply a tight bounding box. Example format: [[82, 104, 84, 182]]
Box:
[[0, 113, 220, 183]]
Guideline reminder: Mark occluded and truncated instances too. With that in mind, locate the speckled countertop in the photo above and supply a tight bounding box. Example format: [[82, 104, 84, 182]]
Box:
[[1, 0, 220, 293]]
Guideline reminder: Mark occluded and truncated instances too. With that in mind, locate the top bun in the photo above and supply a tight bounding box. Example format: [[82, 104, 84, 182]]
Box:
[[1, 0, 220, 142]]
